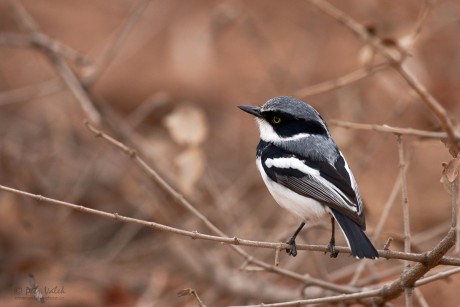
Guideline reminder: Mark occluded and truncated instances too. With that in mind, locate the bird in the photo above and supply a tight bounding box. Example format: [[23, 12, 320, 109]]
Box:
[[238, 96, 378, 259]]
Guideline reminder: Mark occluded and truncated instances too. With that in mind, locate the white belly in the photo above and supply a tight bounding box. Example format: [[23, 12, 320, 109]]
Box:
[[256, 158, 328, 221]]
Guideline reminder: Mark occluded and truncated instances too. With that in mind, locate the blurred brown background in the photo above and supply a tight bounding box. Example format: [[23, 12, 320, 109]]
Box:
[[1, 0, 459, 306]]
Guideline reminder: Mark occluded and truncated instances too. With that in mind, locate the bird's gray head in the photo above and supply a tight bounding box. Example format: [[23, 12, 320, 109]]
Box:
[[238, 96, 330, 143]]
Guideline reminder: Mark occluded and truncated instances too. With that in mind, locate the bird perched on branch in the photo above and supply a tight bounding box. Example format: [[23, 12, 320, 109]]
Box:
[[238, 96, 378, 259]]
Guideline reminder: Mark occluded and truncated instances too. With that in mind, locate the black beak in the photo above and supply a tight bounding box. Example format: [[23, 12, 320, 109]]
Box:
[[238, 105, 262, 118]]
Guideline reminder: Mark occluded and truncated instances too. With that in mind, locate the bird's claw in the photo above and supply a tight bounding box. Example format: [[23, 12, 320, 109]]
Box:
[[286, 238, 298, 257], [327, 241, 339, 258]]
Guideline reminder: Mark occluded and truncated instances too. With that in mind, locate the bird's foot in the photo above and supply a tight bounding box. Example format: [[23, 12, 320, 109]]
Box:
[[327, 241, 339, 258], [285, 237, 298, 257]]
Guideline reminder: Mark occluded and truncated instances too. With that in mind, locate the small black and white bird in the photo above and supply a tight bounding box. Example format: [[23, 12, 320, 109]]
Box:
[[238, 96, 378, 259]]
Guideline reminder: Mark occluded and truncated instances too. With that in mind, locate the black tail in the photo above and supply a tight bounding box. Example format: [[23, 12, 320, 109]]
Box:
[[331, 209, 379, 259]]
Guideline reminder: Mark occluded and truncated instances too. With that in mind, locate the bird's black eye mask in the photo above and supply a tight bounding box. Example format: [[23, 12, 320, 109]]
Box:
[[261, 111, 327, 137]]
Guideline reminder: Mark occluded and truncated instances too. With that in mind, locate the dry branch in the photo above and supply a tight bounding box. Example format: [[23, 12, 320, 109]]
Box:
[[415, 267, 460, 287], [397, 135, 413, 306], [10, 1, 101, 123], [0, 79, 64, 106], [330, 120, 448, 139], [230, 289, 382, 307], [295, 63, 388, 98], [1, 173, 460, 263], [83, 0, 152, 85], [371, 228, 456, 305], [310, 0, 460, 154], [408, 0, 434, 44], [177, 288, 207, 307], [2, 1, 459, 305], [84, 122, 359, 294]]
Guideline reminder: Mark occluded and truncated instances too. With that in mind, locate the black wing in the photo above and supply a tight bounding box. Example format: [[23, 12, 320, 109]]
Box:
[[260, 143, 365, 227]]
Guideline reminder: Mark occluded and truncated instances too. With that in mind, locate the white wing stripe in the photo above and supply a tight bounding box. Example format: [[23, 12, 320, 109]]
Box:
[[264, 157, 358, 212], [265, 157, 320, 176]]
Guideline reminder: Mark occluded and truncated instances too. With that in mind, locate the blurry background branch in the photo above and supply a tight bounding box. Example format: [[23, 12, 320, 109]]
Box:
[[82, 0, 152, 86], [310, 0, 460, 154], [2, 136, 460, 267], [330, 120, 448, 139], [10, 1, 101, 123], [0, 79, 64, 106], [295, 62, 389, 98], [1, 0, 459, 306], [1, 180, 459, 306]]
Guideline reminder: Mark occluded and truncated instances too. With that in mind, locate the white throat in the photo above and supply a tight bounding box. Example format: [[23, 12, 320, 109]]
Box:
[[256, 118, 311, 143]]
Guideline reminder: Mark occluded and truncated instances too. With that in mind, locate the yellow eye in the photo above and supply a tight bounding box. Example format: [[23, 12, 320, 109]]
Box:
[[272, 116, 282, 124]]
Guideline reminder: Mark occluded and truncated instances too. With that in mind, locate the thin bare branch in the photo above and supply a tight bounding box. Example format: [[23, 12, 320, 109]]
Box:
[[0, 32, 91, 64], [397, 136, 412, 260], [310, 0, 460, 154], [294, 62, 388, 98], [0, 32, 32, 47], [414, 267, 460, 287], [451, 163, 459, 251], [370, 228, 456, 305], [84, 122, 359, 294], [1, 182, 460, 268], [84, 122, 460, 266], [0, 183, 356, 296], [350, 169, 405, 285], [85, 121, 230, 238], [408, 0, 434, 45], [330, 120, 447, 139], [394, 65, 459, 154], [178, 288, 207, 307], [229, 288, 382, 307], [450, 162, 459, 229], [0, 79, 64, 106], [3, 1, 459, 305], [84, 0, 152, 85], [10, 1, 101, 123], [413, 288, 430, 307]]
